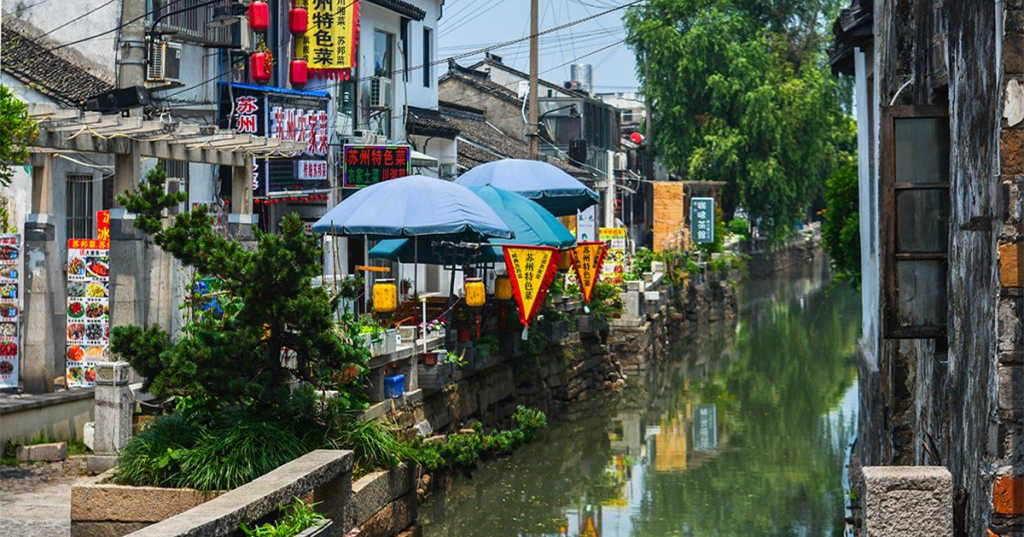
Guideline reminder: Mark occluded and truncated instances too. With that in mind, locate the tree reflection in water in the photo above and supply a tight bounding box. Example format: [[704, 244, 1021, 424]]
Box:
[[421, 270, 860, 537]]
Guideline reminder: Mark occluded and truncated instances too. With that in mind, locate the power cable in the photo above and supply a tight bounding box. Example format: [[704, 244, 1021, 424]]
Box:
[[39, 0, 119, 38], [541, 39, 627, 75], [46, 0, 218, 52]]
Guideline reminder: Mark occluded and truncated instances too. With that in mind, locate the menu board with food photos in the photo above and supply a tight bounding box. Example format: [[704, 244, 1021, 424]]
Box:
[[66, 239, 109, 388], [0, 235, 21, 389]]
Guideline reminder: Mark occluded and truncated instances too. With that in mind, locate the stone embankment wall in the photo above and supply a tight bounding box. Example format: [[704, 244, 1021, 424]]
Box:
[[70, 258, 756, 537]]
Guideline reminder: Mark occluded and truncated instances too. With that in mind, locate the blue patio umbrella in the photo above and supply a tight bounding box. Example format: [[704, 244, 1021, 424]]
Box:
[[369, 186, 575, 264], [312, 175, 513, 239], [455, 159, 599, 217]]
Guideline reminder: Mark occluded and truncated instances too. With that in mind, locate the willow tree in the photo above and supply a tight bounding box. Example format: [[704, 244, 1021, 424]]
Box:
[[624, 1, 854, 240]]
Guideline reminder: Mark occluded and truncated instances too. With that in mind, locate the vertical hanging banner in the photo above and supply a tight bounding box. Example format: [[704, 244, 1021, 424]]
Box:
[[572, 241, 607, 304], [66, 238, 109, 388], [502, 246, 559, 326], [599, 227, 627, 284], [297, 0, 360, 78], [0, 235, 21, 389]]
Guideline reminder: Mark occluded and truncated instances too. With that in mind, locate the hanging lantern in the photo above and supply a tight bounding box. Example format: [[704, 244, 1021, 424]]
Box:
[[290, 60, 308, 87], [249, 52, 272, 83], [289, 7, 308, 34], [556, 250, 573, 271], [248, 1, 270, 32], [373, 279, 398, 313], [494, 276, 512, 300], [465, 278, 486, 307]]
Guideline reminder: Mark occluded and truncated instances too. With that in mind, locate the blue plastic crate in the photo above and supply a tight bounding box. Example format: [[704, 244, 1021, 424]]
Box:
[[384, 374, 405, 399]]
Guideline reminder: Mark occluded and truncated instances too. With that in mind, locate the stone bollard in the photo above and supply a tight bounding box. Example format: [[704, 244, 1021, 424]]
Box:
[[87, 361, 133, 474], [861, 466, 952, 537], [623, 291, 642, 319]]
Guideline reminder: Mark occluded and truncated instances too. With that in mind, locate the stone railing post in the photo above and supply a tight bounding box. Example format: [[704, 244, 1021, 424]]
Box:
[[861, 466, 952, 537], [88, 361, 133, 473]]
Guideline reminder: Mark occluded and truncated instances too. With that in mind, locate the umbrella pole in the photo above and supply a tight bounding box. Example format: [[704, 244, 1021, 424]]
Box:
[[364, 234, 370, 313], [414, 237, 419, 299]]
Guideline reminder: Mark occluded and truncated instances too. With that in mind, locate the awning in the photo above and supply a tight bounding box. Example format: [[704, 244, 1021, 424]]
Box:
[[25, 103, 307, 167], [411, 149, 438, 168]]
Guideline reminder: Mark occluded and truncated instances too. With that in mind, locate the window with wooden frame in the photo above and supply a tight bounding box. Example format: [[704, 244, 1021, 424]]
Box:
[[881, 105, 950, 339]]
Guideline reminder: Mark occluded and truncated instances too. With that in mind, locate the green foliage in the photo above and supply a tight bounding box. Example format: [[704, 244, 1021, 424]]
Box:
[[589, 281, 623, 324], [411, 406, 549, 471], [624, 1, 855, 241], [112, 167, 369, 419], [0, 84, 37, 186], [241, 497, 326, 537], [325, 418, 413, 473], [115, 412, 308, 490], [821, 161, 860, 286], [473, 334, 501, 357], [625, 247, 663, 280], [728, 218, 750, 238]]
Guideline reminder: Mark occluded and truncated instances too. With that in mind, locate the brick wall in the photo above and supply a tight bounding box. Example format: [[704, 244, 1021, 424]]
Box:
[[652, 181, 685, 252]]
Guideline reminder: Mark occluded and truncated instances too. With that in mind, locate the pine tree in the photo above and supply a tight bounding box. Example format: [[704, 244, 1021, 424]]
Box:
[[112, 167, 368, 418]]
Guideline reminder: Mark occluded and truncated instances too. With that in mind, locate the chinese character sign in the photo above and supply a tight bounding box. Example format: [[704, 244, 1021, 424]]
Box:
[[298, 0, 358, 74], [503, 246, 559, 327], [599, 228, 627, 284], [577, 206, 597, 241], [343, 145, 412, 188], [0, 235, 21, 389], [691, 197, 715, 245], [572, 241, 606, 304], [66, 240, 110, 388]]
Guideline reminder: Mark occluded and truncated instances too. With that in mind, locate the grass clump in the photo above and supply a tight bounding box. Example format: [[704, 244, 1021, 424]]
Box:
[[241, 497, 326, 537]]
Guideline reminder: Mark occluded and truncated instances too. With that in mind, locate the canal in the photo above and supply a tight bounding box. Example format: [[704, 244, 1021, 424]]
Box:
[[421, 266, 861, 537]]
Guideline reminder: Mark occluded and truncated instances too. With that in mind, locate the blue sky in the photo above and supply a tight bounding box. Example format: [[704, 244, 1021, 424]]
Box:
[[435, 0, 639, 92]]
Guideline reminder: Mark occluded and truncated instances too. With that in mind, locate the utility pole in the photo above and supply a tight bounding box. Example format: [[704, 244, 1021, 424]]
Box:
[[117, 0, 147, 91], [528, 0, 539, 159]]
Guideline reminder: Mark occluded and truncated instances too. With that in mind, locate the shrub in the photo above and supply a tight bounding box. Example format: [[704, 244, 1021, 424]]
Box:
[[728, 217, 749, 238], [241, 497, 326, 537]]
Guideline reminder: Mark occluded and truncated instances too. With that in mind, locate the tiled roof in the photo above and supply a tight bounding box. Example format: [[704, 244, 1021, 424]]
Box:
[[406, 105, 459, 139], [1, 17, 114, 107], [366, 0, 426, 20], [440, 102, 588, 177], [440, 64, 522, 106], [467, 57, 588, 99]]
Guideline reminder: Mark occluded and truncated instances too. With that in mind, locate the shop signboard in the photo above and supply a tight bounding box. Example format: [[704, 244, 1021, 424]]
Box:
[[218, 84, 331, 197], [296, 0, 359, 76], [0, 235, 21, 389], [342, 145, 412, 188], [577, 206, 597, 241], [599, 227, 627, 284], [65, 237, 109, 388], [691, 197, 715, 244]]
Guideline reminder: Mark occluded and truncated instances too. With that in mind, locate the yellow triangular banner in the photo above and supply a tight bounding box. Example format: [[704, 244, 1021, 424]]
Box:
[[503, 245, 558, 326], [572, 241, 606, 304]]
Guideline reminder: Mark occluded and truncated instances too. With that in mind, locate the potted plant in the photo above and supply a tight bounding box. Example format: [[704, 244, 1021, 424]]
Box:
[[418, 350, 456, 390]]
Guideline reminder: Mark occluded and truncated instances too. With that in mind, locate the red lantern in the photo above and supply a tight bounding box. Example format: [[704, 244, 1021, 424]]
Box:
[[250, 52, 272, 83], [289, 8, 308, 34], [290, 59, 308, 87], [248, 1, 270, 32], [629, 132, 644, 145]]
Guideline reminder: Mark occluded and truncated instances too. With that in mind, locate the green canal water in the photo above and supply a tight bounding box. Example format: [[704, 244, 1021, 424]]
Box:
[[421, 267, 860, 537]]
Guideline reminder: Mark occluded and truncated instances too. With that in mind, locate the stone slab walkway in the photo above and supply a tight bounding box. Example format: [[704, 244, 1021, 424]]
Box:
[[0, 457, 89, 537]]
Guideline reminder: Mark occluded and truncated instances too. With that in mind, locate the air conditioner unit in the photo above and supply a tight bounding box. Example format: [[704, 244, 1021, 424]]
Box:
[[369, 77, 393, 109], [148, 40, 182, 83]]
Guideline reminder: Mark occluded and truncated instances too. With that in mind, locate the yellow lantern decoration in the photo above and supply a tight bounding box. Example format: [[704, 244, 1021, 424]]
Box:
[[465, 278, 486, 307], [372, 279, 398, 313], [556, 250, 573, 271], [494, 276, 513, 300]]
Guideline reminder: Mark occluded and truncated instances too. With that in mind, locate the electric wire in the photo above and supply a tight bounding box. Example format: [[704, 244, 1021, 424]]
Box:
[[46, 0, 219, 52], [39, 0, 119, 38]]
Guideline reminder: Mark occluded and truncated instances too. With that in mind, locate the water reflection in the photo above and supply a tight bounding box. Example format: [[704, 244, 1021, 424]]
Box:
[[422, 269, 860, 537]]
